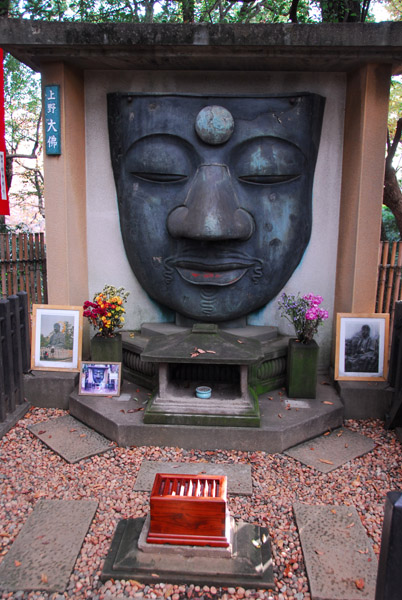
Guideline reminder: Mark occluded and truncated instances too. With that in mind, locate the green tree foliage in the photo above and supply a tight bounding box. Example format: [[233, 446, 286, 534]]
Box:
[[383, 77, 402, 240], [2, 53, 43, 232]]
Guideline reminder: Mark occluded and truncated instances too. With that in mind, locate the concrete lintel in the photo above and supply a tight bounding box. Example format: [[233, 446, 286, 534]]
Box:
[[1, 21, 402, 74]]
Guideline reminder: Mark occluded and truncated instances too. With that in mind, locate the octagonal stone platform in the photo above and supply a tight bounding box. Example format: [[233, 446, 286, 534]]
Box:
[[69, 379, 343, 453]]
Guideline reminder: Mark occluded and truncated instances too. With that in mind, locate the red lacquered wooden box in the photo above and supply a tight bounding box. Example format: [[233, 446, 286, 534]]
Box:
[[147, 473, 229, 547]]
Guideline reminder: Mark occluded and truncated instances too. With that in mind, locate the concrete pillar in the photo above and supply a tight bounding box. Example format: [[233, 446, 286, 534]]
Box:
[[334, 63, 391, 315], [41, 62, 88, 307]]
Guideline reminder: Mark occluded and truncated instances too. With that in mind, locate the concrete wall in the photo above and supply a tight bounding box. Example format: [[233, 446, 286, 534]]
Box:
[[85, 70, 346, 367]]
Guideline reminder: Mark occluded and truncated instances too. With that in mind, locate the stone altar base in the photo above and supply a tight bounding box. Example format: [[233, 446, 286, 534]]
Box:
[[69, 380, 343, 453], [101, 515, 274, 589]]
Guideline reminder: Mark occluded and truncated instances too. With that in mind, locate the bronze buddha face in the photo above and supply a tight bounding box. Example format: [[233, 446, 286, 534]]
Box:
[[108, 94, 325, 324]]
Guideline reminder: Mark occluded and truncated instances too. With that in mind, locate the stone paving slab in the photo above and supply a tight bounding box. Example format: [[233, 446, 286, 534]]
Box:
[[28, 415, 113, 463], [284, 428, 375, 473], [294, 503, 377, 600], [134, 460, 252, 495], [0, 499, 97, 593]]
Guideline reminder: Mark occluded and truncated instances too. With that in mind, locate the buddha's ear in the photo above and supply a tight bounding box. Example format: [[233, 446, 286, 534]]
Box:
[[107, 93, 125, 182]]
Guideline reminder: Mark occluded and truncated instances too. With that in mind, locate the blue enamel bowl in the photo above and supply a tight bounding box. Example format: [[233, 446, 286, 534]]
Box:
[[195, 386, 212, 399]]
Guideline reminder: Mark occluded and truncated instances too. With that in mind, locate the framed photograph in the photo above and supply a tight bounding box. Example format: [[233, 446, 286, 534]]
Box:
[[335, 313, 390, 381], [79, 362, 122, 396], [31, 305, 83, 372]]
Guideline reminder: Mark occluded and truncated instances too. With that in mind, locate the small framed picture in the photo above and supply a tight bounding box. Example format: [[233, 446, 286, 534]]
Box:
[[31, 305, 83, 372], [79, 362, 122, 396], [335, 313, 390, 381]]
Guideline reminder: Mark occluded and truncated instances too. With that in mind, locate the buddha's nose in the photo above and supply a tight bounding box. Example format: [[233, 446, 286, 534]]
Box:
[[167, 164, 254, 241]]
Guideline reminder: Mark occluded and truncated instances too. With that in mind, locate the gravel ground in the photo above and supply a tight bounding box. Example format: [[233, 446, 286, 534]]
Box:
[[0, 406, 401, 600]]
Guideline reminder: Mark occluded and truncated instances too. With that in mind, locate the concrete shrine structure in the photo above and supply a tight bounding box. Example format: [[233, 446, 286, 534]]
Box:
[[1, 20, 401, 371], [1, 20, 402, 375]]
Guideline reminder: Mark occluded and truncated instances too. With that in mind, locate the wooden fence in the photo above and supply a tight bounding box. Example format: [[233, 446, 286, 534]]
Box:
[[0, 291, 30, 438], [0, 232, 48, 306]]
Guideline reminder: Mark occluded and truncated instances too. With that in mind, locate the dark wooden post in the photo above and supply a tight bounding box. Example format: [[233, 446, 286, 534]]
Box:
[[8, 294, 24, 407], [375, 491, 402, 600], [0, 298, 14, 416], [17, 291, 30, 373]]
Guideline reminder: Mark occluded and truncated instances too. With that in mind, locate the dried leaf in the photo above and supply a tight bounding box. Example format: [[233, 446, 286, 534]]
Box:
[[331, 509, 337, 514], [355, 578, 365, 590], [346, 522, 355, 529], [70, 428, 77, 432], [129, 332, 135, 337], [319, 459, 334, 465], [206, 350, 216, 354], [38, 430, 46, 435], [337, 431, 343, 437], [278, 413, 282, 418], [190, 352, 199, 358], [345, 443, 349, 448], [314, 549, 323, 555], [252, 538, 262, 548], [268, 396, 273, 401], [120, 410, 125, 413], [324, 431, 331, 436], [79, 434, 86, 438], [262, 533, 268, 543], [41, 573, 48, 584], [127, 408, 142, 413], [14, 560, 21, 567], [151, 573, 160, 578], [237, 340, 244, 344], [197, 348, 206, 354], [357, 548, 368, 554], [310, 447, 315, 451], [323, 401, 333, 405]]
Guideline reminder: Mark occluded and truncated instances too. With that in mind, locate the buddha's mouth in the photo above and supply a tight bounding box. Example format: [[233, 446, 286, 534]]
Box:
[[167, 256, 256, 286]]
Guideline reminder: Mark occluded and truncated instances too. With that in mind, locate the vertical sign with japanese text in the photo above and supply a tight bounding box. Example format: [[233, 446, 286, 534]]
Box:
[[45, 85, 61, 155]]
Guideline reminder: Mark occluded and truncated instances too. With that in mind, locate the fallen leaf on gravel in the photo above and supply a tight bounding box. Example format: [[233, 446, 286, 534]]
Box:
[[345, 443, 349, 448], [323, 401, 333, 405], [346, 522, 355, 528], [337, 431, 343, 436], [14, 560, 21, 567], [331, 509, 337, 514], [206, 350, 216, 354], [120, 410, 125, 413], [79, 434, 86, 438], [41, 574, 48, 584], [190, 353, 199, 358], [151, 573, 160, 578], [127, 408, 142, 413], [314, 549, 323, 555], [38, 430, 46, 435], [324, 431, 331, 436], [268, 396, 273, 400], [70, 429, 77, 432], [278, 414, 282, 418], [310, 447, 315, 451], [319, 459, 334, 465], [197, 348, 206, 354], [355, 578, 365, 590], [237, 339, 244, 343], [357, 548, 368, 554]]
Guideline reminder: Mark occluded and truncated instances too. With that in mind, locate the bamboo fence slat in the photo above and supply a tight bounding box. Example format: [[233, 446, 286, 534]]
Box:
[[0, 232, 48, 306]]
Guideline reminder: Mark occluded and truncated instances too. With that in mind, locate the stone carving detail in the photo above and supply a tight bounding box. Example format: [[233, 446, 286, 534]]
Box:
[[108, 94, 325, 324]]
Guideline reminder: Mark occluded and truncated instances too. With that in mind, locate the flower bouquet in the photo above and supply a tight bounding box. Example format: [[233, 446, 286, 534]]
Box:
[[278, 292, 329, 344], [83, 285, 129, 338]]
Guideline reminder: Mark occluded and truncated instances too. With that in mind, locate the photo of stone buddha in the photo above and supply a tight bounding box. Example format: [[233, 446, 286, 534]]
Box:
[[108, 93, 325, 325]]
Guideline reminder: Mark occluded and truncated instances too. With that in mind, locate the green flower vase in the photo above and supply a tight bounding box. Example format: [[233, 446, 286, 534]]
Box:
[[286, 338, 319, 399], [90, 333, 123, 363]]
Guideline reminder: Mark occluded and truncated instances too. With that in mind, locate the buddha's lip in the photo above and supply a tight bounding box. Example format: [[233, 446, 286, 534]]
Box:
[[173, 259, 255, 271], [167, 257, 255, 286]]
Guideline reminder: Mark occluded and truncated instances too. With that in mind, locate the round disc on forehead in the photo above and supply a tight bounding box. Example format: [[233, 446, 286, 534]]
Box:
[[195, 105, 234, 145]]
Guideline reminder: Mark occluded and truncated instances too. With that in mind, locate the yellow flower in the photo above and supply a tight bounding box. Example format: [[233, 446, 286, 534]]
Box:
[[102, 316, 106, 322], [120, 317, 125, 322]]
